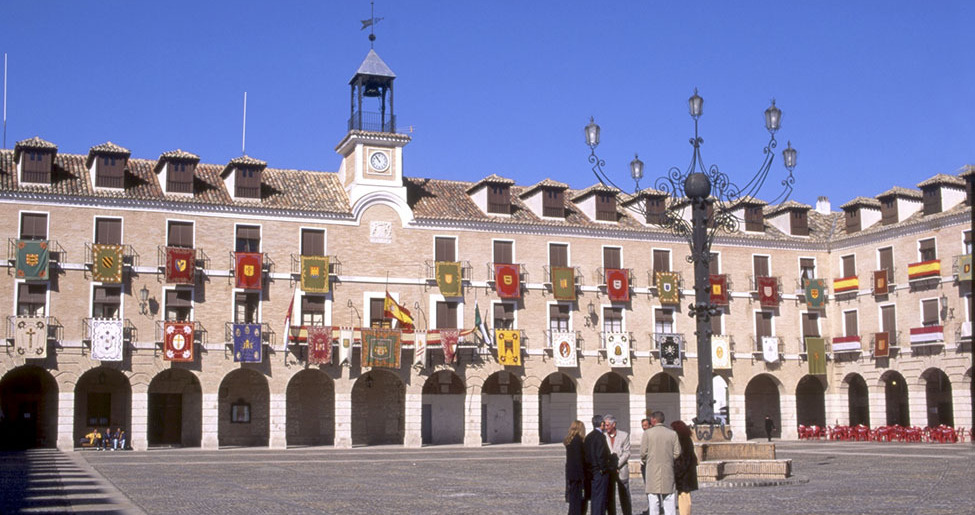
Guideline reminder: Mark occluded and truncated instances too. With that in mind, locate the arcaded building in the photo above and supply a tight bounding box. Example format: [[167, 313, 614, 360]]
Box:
[[1, 49, 972, 451]]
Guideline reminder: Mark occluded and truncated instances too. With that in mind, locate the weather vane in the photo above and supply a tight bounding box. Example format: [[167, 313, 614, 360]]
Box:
[[360, 1, 384, 48]]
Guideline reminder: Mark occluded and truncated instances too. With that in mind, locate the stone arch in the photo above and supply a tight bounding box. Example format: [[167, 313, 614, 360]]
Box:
[[147, 368, 202, 447], [796, 375, 826, 427], [74, 367, 131, 448], [352, 369, 405, 446], [352, 192, 414, 227], [646, 372, 680, 427], [286, 369, 335, 446], [594, 372, 630, 431], [218, 369, 270, 447], [744, 374, 781, 439], [921, 368, 952, 427], [880, 370, 909, 426], [0, 366, 58, 449], [482, 371, 522, 444], [842, 373, 870, 426], [421, 370, 465, 445], [539, 372, 577, 444]]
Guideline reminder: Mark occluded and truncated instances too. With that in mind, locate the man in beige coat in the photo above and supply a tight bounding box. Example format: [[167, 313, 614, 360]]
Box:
[[640, 411, 681, 515]]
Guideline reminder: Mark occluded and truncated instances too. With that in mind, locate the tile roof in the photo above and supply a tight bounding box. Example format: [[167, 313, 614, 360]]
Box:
[[352, 49, 396, 80], [570, 183, 620, 202], [519, 178, 568, 198], [840, 196, 881, 210], [917, 173, 965, 188], [958, 164, 974, 179], [159, 149, 201, 161], [876, 186, 921, 200], [227, 155, 267, 168], [86, 142, 131, 168], [466, 173, 515, 193], [763, 200, 811, 217], [13, 136, 58, 160]]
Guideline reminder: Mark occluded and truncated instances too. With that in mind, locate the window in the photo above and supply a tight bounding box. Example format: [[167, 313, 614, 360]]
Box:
[[95, 155, 124, 188], [595, 193, 616, 222], [964, 230, 972, 255], [799, 258, 816, 282], [234, 292, 260, 324], [301, 228, 325, 256], [20, 213, 48, 240], [94, 218, 122, 245], [922, 187, 941, 215], [166, 162, 194, 193], [493, 240, 513, 264], [21, 151, 51, 184], [790, 210, 809, 236], [436, 301, 458, 329], [710, 309, 723, 336], [708, 252, 720, 275], [603, 307, 623, 333], [234, 168, 261, 199], [654, 308, 674, 334], [753, 255, 770, 281], [369, 298, 388, 328], [881, 305, 897, 344], [542, 189, 564, 218], [167, 221, 194, 248], [841, 255, 856, 278], [301, 296, 325, 326], [549, 243, 568, 268], [801, 312, 820, 338], [17, 283, 47, 316], [487, 185, 511, 214], [164, 289, 192, 321], [755, 311, 773, 338], [92, 286, 121, 319], [236, 225, 261, 253], [493, 303, 515, 330], [745, 205, 764, 232], [845, 208, 860, 233], [549, 304, 570, 332], [435, 236, 456, 262], [844, 310, 858, 337], [918, 238, 936, 261], [881, 197, 897, 225], [645, 196, 666, 225], [921, 299, 939, 327], [603, 247, 621, 270], [653, 249, 671, 273], [878, 247, 894, 281]]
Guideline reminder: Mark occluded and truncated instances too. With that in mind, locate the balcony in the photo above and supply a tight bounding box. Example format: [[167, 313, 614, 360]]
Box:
[[348, 111, 397, 133]]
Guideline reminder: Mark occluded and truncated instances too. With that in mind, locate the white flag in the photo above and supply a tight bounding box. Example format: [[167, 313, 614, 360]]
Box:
[[338, 327, 354, 365], [762, 336, 779, 363], [552, 331, 577, 368], [91, 318, 124, 362], [413, 331, 427, 367], [14, 316, 47, 359], [605, 332, 630, 368], [712, 335, 731, 370]]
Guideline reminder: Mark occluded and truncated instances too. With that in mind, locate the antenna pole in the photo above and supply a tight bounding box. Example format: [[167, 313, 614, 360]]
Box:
[[3, 53, 7, 149], [241, 91, 247, 155]]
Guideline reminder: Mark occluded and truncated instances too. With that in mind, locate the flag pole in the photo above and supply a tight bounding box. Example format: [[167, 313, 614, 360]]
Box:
[[3, 53, 7, 149], [241, 91, 247, 155]]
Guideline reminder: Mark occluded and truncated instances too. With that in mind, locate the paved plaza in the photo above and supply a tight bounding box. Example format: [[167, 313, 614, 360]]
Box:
[[1, 441, 972, 514]]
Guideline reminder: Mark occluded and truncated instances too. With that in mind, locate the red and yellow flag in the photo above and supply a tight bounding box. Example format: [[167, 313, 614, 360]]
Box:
[[833, 275, 859, 293], [907, 259, 940, 280], [383, 292, 414, 330]]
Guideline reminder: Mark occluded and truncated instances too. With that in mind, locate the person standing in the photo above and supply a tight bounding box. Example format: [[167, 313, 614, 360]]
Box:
[[670, 421, 698, 515], [603, 414, 632, 515], [585, 415, 612, 515], [765, 415, 776, 442], [640, 411, 681, 515], [565, 420, 588, 515]]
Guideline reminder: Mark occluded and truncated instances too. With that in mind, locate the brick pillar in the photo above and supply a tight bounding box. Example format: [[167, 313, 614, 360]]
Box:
[[868, 390, 887, 428], [728, 394, 747, 442], [679, 393, 696, 425], [908, 385, 927, 427], [130, 392, 148, 451], [334, 392, 352, 448], [464, 389, 482, 447], [952, 379, 972, 430], [628, 394, 645, 438], [521, 387, 540, 445], [780, 394, 798, 440], [268, 392, 287, 449], [403, 392, 423, 448], [56, 391, 75, 451], [824, 393, 847, 427], [578, 394, 594, 429], [201, 393, 219, 449]]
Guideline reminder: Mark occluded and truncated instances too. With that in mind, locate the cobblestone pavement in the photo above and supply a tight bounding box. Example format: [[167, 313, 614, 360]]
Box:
[[31, 440, 974, 514]]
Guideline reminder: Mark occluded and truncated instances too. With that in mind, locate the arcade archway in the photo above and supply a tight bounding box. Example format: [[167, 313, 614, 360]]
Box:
[[351, 370, 405, 446], [881, 371, 909, 426], [539, 372, 577, 443], [744, 374, 781, 439], [0, 366, 58, 449], [421, 371, 465, 445], [594, 372, 630, 431], [845, 373, 870, 426], [217, 369, 269, 447], [646, 373, 680, 426], [74, 367, 131, 447], [482, 371, 522, 444], [286, 369, 335, 446], [922, 368, 952, 427], [148, 368, 202, 447], [796, 375, 826, 427]]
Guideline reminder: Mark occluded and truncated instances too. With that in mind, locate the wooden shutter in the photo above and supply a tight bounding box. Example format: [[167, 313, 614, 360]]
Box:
[[20, 213, 48, 240], [919, 239, 937, 261], [165, 289, 192, 308], [878, 247, 894, 279], [922, 299, 939, 325], [755, 311, 772, 338], [844, 311, 858, 336], [842, 255, 856, 278], [881, 305, 896, 335], [709, 253, 720, 275], [236, 225, 261, 252], [753, 256, 770, 278], [653, 249, 671, 273], [549, 244, 568, 267], [493, 241, 513, 264], [802, 312, 819, 337], [603, 247, 621, 269], [435, 237, 456, 262], [301, 229, 325, 256], [95, 218, 122, 245], [167, 221, 194, 247]]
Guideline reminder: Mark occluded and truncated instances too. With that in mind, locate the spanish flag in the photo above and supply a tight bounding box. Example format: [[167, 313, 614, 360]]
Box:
[[833, 276, 859, 293], [907, 259, 940, 280], [384, 292, 414, 330]]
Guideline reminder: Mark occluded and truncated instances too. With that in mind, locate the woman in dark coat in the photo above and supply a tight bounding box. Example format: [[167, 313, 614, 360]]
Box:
[[564, 420, 587, 515], [671, 420, 698, 515]]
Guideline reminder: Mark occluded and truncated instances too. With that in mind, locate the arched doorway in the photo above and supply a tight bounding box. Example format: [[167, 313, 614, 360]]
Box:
[[148, 368, 202, 447], [539, 372, 577, 443], [286, 370, 335, 446], [0, 366, 58, 449], [421, 371, 465, 445], [922, 368, 952, 427], [218, 369, 269, 447], [74, 367, 131, 447], [482, 371, 522, 444], [352, 370, 405, 446], [713, 375, 730, 424], [745, 374, 780, 439], [845, 373, 870, 426], [646, 373, 680, 427], [882, 371, 909, 426], [796, 375, 826, 427], [594, 372, 630, 431]]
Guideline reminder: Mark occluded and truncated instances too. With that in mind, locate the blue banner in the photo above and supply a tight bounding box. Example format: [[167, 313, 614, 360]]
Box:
[[233, 323, 263, 363]]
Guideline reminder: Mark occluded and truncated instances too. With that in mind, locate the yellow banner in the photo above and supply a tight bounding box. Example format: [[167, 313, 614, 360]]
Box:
[[495, 329, 521, 366], [907, 260, 940, 279]]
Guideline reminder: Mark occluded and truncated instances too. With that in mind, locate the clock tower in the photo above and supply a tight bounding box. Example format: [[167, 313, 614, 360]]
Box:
[[335, 49, 411, 212]]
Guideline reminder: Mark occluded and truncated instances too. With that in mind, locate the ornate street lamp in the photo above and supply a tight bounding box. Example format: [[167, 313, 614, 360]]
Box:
[[586, 89, 798, 440]]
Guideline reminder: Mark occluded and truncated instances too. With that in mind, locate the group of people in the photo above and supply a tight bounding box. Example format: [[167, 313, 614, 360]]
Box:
[[564, 411, 697, 515], [82, 427, 127, 450]]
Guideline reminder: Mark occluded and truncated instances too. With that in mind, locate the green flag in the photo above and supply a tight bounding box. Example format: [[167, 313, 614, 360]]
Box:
[[436, 261, 463, 297], [960, 254, 972, 282], [656, 272, 680, 305], [806, 337, 827, 375], [16, 240, 49, 280], [551, 267, 576, 301], [300, 255, 330, 293], [92, 244, 124, 283], [804, 278, 826, 309]]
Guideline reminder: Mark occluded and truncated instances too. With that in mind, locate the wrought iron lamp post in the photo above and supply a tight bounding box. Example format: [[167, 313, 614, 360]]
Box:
[[585, 90, 798, 440]]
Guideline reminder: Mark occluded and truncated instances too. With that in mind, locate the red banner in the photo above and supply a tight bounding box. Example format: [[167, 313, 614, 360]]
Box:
[[757, 276, 778, 307], [165, 247, 196, 284], [709, 274, 728, 305], [873, 270, 889, 296], [874, 332, 889, 357], [441, 329, 459, 363], [605, 268, 630, 302], [235, 252, 263, 290], [494, 264, 521, 299], [163, 321, 195, 362], [307, 326, 332, 365]]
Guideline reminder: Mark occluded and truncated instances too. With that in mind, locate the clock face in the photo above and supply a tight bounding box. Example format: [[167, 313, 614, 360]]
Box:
[[369, 151, 390, 172]]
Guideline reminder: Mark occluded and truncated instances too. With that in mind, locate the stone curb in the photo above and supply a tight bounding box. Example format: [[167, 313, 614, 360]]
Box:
[[699, 475, 810, 488]]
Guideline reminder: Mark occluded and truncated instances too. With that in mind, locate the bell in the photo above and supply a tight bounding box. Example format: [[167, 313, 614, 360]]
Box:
[[363, 84, 381, 97]]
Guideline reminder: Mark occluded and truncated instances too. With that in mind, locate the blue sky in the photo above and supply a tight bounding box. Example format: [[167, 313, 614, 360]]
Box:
[[2, 1, 972, 207]]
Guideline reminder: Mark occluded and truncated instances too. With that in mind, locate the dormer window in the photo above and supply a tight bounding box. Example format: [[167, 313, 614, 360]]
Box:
[[646, 197, 666, 225], [595, 193, 616, 221], [487, 184, 510, 214], [845, 209, 860, 233], [95, 156, 125, 188], [167, 162, 194, 193], [922, 188, 941, 215], [880, 198, 897, 225], [791, 210, 809, 236], [745, 205, 764, 232], [235, 168, 261, 199], [543, 189, 564, 218], [22, 150, 53, 184]]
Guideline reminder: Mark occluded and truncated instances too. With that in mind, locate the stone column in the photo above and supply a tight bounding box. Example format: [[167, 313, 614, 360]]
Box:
[[521, 389, 540, 445], [130, 391, 149, 451], [952, 380, 972, 430], [679, 393, 696, 425], [908, 385, 927, 427], [868, 390, 887, 428], [728, 394, 747, 442], [56, 391, 75, 451], [464, 389, 482, 447], [577, 394, 594, 429], [780, 394, 798, 440], [403, 392, 423, 448], [201, 393, 220, 449], [268, 392, 287, 449], [628, 394, 645, 438], [824, 392, 847, 427], [334, 392, 352, 448]]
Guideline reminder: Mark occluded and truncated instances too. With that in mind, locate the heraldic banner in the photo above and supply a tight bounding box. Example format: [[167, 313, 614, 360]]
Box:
[[412, 331, 428, 367], [959, 254, 972, 282], [757, 276, 778, 307], [91, 318, 124, 361], [436, 261, 463, 297], [165, 247, 196, 284], [92, 244, 124, 283], [606, 332, 630, 368], [494, 264, 521, 299], [656, 272, 680, 305], [307, 326, 332, 365], [551, 267, 576, 301], [873, 270, 889, 296], [873, 332, 890, 358], [441, 328, 459, 363], [338, 327, 354, 365], [712, 335, 731, 370], [709, 274, 728, 305], [552, 331, 577, 368], [300, 256, 330, 293], [233, 323, 262, 363], [496, 329, 522, 366], [14, 316, 48, 358], [16, 240, 49, 280], [804, 278, 826, 309], [762, 336, 779, 363], [657, 333, 682, 368], [805, 337, 827, 375], [235, 252, 263, 290], [361, 328, 401, 368], [164, 321, 195, 362], [605, 268, 630, 302]]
